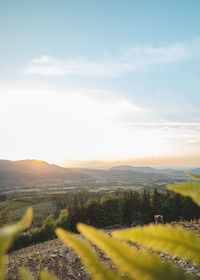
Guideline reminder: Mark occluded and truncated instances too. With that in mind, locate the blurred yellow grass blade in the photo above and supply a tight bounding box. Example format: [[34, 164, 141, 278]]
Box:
[[113, 224, 200, 265], [56, 228, 121, 280], [0, 208, 33, 280], [40, 271, 59, 280], [187, 173, 200, 180], [0, 208, 33, 254], [19, 268, 35, 280], [168, 182, 200, 206], [0, 271, 7, 280], [0, 256, 7, 280], [77, 223, 194, 280]]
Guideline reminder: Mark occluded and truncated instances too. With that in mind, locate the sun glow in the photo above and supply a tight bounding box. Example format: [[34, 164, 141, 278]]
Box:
[[1, 87, 199, 166], [0, 87, 169, 163]]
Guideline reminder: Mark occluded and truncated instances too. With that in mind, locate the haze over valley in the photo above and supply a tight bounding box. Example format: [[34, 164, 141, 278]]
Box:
[[0, 158, 197, 194]]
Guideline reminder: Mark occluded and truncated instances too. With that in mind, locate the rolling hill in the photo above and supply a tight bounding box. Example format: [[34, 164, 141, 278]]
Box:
[[0, 160, 192, 192], [0, 159, 91, 190]]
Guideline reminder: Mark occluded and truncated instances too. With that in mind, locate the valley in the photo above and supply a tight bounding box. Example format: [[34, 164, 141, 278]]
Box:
[[0, 159, 194, 225]]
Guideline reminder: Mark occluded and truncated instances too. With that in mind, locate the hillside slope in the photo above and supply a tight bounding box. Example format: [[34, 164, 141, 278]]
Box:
[[7, 221, 200, 280], [0, 159, 91, 190]]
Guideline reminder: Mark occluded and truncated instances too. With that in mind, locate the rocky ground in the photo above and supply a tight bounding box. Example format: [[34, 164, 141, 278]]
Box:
[[7, 238, 89, 280], [6, 221, 200, 279]]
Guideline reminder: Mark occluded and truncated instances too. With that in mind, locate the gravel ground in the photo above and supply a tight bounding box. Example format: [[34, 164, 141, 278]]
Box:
[[7, 221, 200, 279]]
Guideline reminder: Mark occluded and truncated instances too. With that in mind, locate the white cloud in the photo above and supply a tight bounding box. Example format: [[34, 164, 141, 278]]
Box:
[[128, 121, 200, 157], [25, 38, 200, 77], [25, 55, 130, 76], [123, 122, 200, 127]]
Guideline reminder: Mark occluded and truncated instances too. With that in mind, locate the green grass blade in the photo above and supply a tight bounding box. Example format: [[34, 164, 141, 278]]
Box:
[[19, 268, 35, 280], [56, 228, 121, 280], [78, 223, 194, 280], [113, 224, 200, 265], [167, 182, 200, 206], [40, 271, 58, 280]]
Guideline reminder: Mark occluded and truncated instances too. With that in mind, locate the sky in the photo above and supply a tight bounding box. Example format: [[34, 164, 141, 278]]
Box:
[[1, 0, 200, 167]]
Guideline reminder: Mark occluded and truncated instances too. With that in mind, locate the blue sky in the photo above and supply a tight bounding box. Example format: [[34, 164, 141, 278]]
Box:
[[1, 0, 200, 167]]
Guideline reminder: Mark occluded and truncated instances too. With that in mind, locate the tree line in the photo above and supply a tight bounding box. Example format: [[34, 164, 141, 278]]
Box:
[[10, 189, 200, 250]]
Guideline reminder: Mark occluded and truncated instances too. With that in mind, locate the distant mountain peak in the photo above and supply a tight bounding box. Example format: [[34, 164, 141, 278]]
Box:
[[18, 159, 50, 165], [189, 167, 200, 174], [111, 165, 156, 172]]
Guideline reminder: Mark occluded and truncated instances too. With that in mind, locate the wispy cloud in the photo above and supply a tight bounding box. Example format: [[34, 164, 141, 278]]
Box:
[[25, 38, 200, 77], [122, 122, 200, 127], [25, 55, 131, 76]]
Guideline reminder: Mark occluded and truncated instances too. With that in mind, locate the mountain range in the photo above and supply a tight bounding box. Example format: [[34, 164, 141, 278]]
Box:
[[0, 159, 198, 192], [0, 159, 90, 190]]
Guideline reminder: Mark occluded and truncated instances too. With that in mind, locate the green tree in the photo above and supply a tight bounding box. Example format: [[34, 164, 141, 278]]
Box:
[[0, 208, 11, 226], [152, 188, 161, 215], [68, 197, 87, 232], [41, 215, 55, 240], [99, 195, 123, 227], [141, 189, 152, 223], [85, 198, 101, 227], [56, 209, 70, 230]]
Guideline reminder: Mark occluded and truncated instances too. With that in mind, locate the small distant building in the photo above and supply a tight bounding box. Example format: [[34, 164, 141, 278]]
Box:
[[95, 179, 106, 184]]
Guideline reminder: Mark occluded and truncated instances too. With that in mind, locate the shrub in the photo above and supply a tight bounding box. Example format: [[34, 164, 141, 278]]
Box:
[[41, 215, 55, 240], [14, 231, 32, 250], [0, 208, 11, 226], [30, 227, 44, 243], [56, 209, 70, 229]]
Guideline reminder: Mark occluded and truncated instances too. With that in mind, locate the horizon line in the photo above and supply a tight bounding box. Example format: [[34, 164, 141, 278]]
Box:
[[0, 157, 199, 169]]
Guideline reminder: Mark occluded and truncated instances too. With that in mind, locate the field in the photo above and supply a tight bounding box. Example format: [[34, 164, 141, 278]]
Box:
[[0, 176, 182, 227]]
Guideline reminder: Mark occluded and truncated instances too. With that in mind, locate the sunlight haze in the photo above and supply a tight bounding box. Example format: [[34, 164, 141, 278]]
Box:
[[1, 0, 200, 167]]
